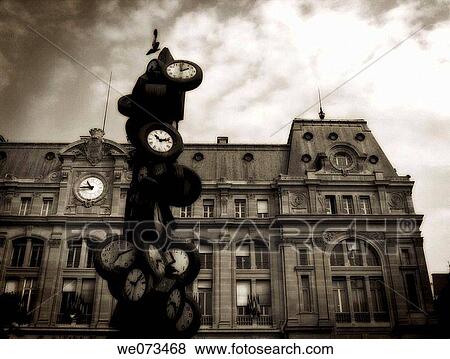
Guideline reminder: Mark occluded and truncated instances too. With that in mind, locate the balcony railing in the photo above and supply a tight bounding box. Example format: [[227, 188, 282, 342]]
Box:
[[200, 315, 212, 327], [336, 312, 388, 324], [354, 312, 371, 323], [373, 312, 389, 322], [236, 315, 272, 326], [335, 312, 351, 323], [57, 313, 92, 325]]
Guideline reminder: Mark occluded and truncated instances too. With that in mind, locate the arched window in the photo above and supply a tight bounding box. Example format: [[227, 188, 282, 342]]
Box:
[[11, 238, 27, 267], [10, 237, 44, 268], [330, 239, 389, 324], [330, 239, 380, 267], [29, 239, 44, 267]]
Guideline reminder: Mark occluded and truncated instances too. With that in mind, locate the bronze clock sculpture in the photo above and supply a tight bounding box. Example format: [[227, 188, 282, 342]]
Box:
[[92, 30, 203, 338]]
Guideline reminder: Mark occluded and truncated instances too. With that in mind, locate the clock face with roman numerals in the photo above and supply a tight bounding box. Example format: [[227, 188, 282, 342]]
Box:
[[77, 176, 105, 200], [147, 129, 174, 153]]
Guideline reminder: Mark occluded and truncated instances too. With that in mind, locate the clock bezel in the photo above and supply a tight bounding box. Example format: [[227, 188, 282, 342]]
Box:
[[136, 121, 184, 162], [165, 241, 200, 285], [74, 173, 108, 205], [92, 235, 137, 280], [162, 60, 203, 91]]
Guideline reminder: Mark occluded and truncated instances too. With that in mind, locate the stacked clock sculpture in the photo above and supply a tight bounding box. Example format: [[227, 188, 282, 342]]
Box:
[[92, 45, 203, 338]]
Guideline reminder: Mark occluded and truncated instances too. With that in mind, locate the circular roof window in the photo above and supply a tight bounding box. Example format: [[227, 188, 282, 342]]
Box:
[[45, 152, 56, 161], [193, 152, 204, 161], [303, 132, 313, 141], [243, 153, 254, 162], [332, 152, 353, 170], [301, 154, 312, 163], [368, 155, 379, 164], [355, 133, 366, 141], [328, 132, 338, 141]]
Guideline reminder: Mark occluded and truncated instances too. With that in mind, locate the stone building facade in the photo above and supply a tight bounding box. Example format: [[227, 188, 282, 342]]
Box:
[[0, 119, 435, 338]]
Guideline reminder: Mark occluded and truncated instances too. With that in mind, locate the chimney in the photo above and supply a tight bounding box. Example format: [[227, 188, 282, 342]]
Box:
[[217, 136, 228, 144]]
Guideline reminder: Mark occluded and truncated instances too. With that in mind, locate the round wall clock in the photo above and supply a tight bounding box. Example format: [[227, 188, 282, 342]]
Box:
[[76, 175, 106, 202], [173, 295, 201, 338], [120, 265, 154, 303], [93, 236, 137, 280], [165, 242, 200, 285], [162, 60, 203, 91], [135, 121, 184, 162]]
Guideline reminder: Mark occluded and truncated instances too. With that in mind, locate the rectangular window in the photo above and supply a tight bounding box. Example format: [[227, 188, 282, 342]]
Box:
[[256, 280, 271, 317], [300, 275, 312, 312], [66, 241, 82, 268], [40, 198, 53, 216], [342, 196, 354, 214], [404, 273, 420, 309], [29, 240, 43, 267], [80, 279, 95, 324], [197, 280, 212, 319], [298, 249, 309, 266], [255, 244, 270, 269], [369, 277, 388, 314], [4, 279, 19, 294], [86, 248, 95, 268], [236, 280, 251, 315], [19, 197, 32, 216], [234, 199, 246, 218], [58, 279, 77, 323], [180, 205, 192, 218], [332, 277, 349, 313], [330, 243, 345, 266], [11, 239, 27, 267], [351, 277, 369, 315], [203, 199, 214, 218], [257, 200, 269, 218], [235, 244, 251, 269], [324, 195, 337, 214], [400, 248, 412, 265], [359, 196, 372, 214], [199, 243, 213, 269], [346, 241, 363, 266], [20, 278, 35, 314]]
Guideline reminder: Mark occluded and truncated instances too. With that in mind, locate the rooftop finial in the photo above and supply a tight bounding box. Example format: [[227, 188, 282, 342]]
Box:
[[318, 88, 325, 120]]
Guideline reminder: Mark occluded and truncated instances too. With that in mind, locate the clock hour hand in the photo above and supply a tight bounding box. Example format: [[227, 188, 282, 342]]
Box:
[[86, 181, 94, 190]]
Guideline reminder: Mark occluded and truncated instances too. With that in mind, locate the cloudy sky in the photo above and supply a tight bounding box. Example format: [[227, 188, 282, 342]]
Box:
[[0, 0, 449, 274]]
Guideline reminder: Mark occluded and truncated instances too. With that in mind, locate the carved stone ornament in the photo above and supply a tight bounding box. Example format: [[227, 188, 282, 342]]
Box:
[[388, 192, 405, 210], [84, 128, 105, 166], [290, 191, 308, 209]]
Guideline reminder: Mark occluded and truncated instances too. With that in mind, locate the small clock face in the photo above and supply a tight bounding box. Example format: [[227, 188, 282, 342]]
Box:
[[166, 62, 197, 80], [166, 288, 182, 320], [78, 176, 105, 200], [124, 268, 149, 302], [101, 240, 136, 271], [176, 302, 194, 331], [146, 245, 165, 278], [147, 129, 174, 153], [168, 249, 190, 275]]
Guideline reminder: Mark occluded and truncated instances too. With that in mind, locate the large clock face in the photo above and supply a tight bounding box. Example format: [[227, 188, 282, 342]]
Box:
[[168, 249, 190, 275], [176, 301, 194, 331], [166, 61, 197, 80], [146, 244, 165, 278], [124, 268, 149, 302], [147, 129, 174, 153], [78, 176, 105, 200], [101, 240, 136, 272], [166, 288, 182, 320]]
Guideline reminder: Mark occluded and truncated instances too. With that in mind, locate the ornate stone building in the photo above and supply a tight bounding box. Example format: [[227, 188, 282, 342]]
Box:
[[0, 119, 434, 338]]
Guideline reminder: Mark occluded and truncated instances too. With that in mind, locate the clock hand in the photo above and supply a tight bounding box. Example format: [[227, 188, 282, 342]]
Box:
[[86, 180, 94, 190], [79, 185, 92, 189]]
